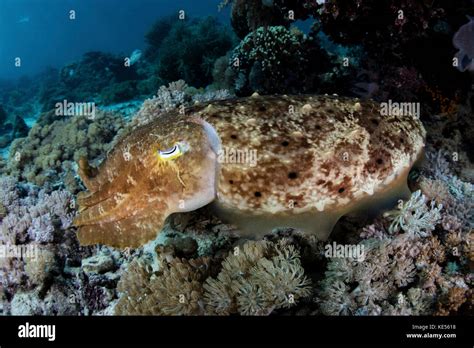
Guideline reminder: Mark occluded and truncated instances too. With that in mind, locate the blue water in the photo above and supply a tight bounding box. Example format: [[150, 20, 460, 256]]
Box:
[[0, 0, 228, 80]]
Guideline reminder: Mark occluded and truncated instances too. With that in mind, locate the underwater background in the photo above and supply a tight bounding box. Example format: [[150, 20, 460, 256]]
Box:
[[0, 0, 472, 316]]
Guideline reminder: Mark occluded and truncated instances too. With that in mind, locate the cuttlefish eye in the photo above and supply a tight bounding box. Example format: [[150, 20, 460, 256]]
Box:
[[157, 142, 188, 161]]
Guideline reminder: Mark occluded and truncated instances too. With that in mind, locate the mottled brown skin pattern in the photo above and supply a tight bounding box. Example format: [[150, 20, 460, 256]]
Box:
[[74, 94, 426, 248]]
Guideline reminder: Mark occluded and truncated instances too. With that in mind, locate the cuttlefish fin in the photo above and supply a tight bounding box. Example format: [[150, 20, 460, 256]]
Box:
[[77, 209, 168, 249], [77, 157, 99, 192], [211, 202, 342, 241]]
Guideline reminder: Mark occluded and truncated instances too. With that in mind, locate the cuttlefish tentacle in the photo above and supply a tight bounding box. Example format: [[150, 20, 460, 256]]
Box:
[[77, 208, 168, 248]]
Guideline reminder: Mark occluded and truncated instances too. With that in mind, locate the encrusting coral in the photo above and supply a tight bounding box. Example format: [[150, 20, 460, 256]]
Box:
[[114, 240, 311, 315]]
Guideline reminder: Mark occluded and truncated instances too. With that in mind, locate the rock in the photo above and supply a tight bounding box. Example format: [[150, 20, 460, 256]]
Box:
[[0, 105, 7, 127], [164, 236, 198, 258], [12, 115, 29, 138], [81, 254, 115, 275], [0, 134, 11, 148], [3, 122, 13, 132]]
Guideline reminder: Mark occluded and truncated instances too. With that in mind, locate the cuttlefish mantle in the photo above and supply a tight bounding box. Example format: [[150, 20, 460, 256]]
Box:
[[73, 95, 426, 248]]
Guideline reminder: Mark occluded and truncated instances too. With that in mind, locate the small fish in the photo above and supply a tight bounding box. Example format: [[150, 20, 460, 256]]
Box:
[[74, 94, 426, 248], [129, 49, 142, 66]]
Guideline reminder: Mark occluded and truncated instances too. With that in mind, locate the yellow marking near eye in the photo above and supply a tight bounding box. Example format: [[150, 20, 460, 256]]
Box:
[[154, 142, 187, 188]]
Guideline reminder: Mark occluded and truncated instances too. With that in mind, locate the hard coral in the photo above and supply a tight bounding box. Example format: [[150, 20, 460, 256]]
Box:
[[6, 110, 126, 189], [231, 26, 329, 95]]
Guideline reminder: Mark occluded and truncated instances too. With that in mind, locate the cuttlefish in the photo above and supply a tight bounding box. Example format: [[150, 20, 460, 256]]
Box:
[[74, 94, 426, 248]]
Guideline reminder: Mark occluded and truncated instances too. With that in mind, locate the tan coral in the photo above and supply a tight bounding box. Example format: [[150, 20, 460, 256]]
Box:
[[116, 240, 311, 316], [435, 287, 470, 315], [203, 240, 311, 316], [115, 257, 210, 315]]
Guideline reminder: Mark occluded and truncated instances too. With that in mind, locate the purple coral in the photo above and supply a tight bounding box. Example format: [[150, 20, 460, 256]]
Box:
[[0, 176, 75, 296]]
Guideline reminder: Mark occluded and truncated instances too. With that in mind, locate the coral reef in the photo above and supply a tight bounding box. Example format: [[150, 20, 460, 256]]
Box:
[[0, 176, 73, 296], [154, 17, 236, 88], [317, 0, 473, 104], [317, 185, 472, 316], [144, 16, 175, 62], [231, 26, 326, 94], [384, 190, 443, 237], [0, 105, 30, 149], [115, 240, 311, 315], [453, 17, 474, 72], [0, 176, 126, 315], [39, 51, 141, 110], [220, 0, 317, 39], [204, 240, 311, 315], [131, 80, 231, 128], [5, 110, 126, 189], [0, 0, 472, 319]]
